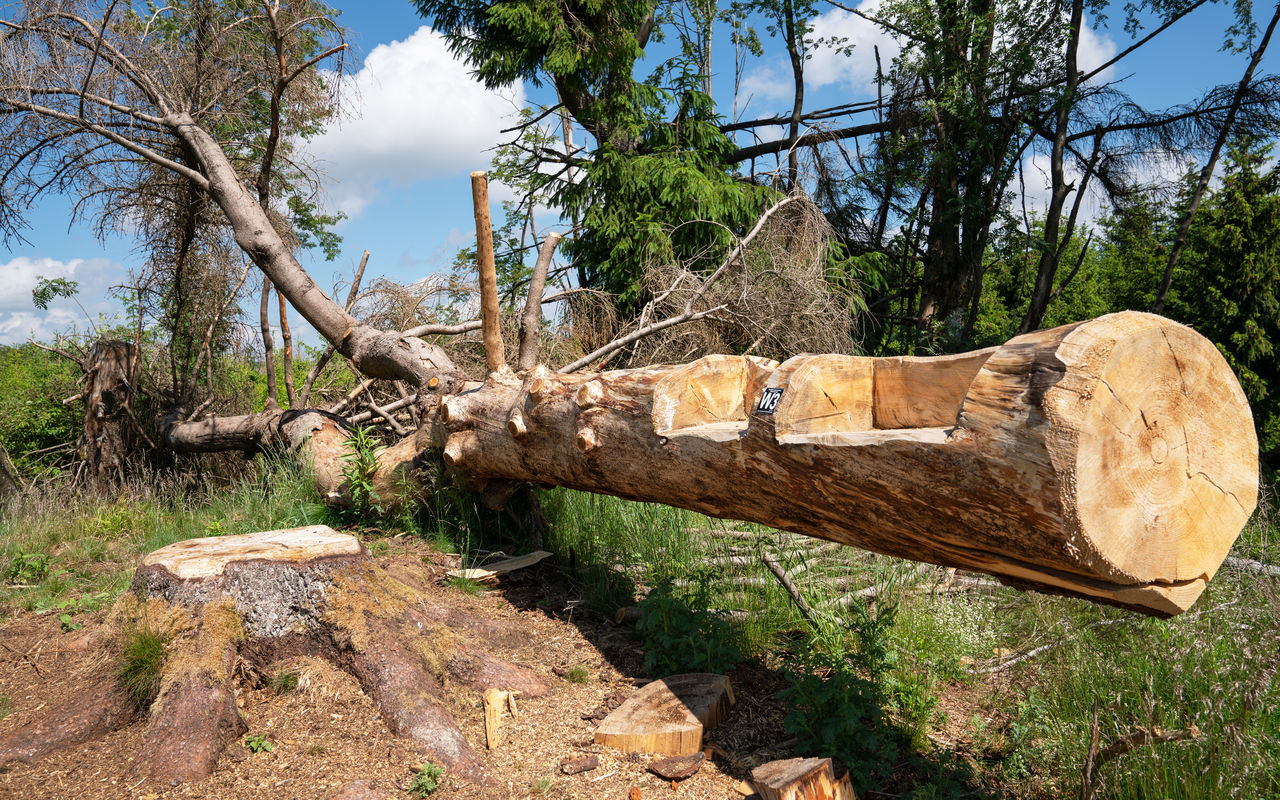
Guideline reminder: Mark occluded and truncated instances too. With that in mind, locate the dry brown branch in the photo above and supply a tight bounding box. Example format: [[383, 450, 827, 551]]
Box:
[[346, 395, 417, 424], [300, 250, 369, 407], [559, 194, 860, 373], [518, 232, 562, 370], [364, 400, 408, 436], [763, 553, 825, 630], [1081, 712, 1200, 800]]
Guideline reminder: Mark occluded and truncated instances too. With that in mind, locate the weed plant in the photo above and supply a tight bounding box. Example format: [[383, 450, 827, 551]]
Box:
[[244, 732, 274, 753], [636, 573, 742, 676], [270, 669, 300, 694], [409, 762, 444, 797], [118, 622, 169, 707]]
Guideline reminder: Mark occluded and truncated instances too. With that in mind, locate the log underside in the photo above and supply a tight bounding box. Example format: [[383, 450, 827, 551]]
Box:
[[163, 312, 1259, 617], [0, 529, 548, 786]]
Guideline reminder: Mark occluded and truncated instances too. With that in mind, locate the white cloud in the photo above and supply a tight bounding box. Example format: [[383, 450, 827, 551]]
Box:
[[0, 256, 126, 343], [806, 0, 900, 93], [307, 27, 525, 218], [1078, 17, 1117, 80], [739, 64, 793, 105]]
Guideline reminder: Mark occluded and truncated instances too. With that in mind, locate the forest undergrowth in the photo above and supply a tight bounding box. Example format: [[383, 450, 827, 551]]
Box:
[[1, 461, 1277, 798]]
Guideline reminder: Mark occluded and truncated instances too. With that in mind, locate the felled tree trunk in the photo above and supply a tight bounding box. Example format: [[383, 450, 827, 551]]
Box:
[[77, 340, 140, 490], [0, 527, 547, 784], [435, 311, 1257, 616], [165, 312, 1258, 617]]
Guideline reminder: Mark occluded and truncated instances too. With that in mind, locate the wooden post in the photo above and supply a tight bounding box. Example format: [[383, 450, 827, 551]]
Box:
[[518, 232, 562, 371], [470, 171, 506, 374]]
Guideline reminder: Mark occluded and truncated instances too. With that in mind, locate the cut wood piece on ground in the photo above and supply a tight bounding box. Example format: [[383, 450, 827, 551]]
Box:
[[447, 550, 553, 581], [648, 752, 705, 780], [560, 754, 600, 775], [594, 673, 734, 756], [482, 689, 512, 749], [751, 757, 856, 800]]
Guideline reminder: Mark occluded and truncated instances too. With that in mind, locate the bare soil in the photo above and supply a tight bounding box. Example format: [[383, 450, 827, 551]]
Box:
[[0, 538, 807, 800]]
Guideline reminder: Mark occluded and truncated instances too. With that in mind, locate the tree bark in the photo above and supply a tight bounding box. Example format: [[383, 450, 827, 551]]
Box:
[[77, 340, 140, 490], [433, 312, 1256, 617]]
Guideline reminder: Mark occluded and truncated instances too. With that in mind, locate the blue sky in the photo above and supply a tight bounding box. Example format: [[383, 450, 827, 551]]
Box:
[[0, 0, 1272, 344]]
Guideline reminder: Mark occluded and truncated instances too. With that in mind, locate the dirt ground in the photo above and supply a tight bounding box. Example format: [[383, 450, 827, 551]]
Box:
[[0, 538, 812, 800]]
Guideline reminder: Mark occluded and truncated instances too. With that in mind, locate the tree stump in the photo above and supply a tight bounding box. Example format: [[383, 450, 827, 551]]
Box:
[[0, 526, 548, 785]]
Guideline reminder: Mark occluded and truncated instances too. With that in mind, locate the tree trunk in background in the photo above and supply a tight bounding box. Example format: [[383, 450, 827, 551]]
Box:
[[78, 341, 141, 491]]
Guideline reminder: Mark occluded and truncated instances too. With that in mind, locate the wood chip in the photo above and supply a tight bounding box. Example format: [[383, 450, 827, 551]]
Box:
[[559, 755, 600, 775]]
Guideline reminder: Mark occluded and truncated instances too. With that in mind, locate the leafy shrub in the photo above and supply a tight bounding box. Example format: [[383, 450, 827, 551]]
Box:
[[779, 599, 905, 794], [340, 425, 385, 517], [118, 623, 170, 707], [0, 344, 81, 469], [4, 549, 51, 584], [636, 573, 742, 676], [409, 762, 444, 797]]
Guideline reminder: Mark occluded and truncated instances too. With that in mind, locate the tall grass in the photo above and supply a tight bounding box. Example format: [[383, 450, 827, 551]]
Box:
[[0, 457, 326, 619]]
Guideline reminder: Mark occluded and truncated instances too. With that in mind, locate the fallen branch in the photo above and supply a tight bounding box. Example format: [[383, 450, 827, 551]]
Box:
[[364, 401, 408, 436], [300, 251, 369, 407], [763, 553, 825, 630], [1081, 711, 1200, 800], [1222, 556, 1280, 578], [346, 395, 417, 425], [558, 195, 803, 374]]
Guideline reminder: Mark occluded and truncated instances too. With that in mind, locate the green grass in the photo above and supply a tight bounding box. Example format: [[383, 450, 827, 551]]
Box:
[[0, 456, 1276, 798], [562, 664, 591, 683], [117, 622, 170, 707], [444, 575, 486, 595], [270, 669, 300, 694]]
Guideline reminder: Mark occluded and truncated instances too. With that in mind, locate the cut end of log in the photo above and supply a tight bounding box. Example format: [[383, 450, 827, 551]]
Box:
[[576, 428, 600, 453], [1056, 312, 1258, 586], [507, 410, 530, 438]]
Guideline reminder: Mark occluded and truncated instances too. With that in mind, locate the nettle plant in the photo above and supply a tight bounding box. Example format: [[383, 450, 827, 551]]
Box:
[[340, 425, 385, 518]]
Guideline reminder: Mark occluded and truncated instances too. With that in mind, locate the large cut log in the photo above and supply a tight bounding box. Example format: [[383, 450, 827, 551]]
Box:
[[438, 312, 1258, 616]]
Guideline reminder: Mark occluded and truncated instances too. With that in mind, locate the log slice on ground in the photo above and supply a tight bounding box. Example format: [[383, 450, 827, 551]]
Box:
[[594, 673, 734, 756], [751, 757, 855, 800]]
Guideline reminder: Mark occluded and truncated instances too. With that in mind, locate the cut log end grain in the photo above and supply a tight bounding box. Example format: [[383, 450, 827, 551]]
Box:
[[594, 674, 734, 756], [751, 757, 856, 800]]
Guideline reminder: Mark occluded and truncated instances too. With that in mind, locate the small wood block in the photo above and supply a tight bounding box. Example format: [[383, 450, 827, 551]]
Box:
[[594, 674, 734, 756], [751, 757, 855, 800], [648, 752, 704, 780], [483, 689, 507, 749], [560, 755, 599, 775], [447, 550, 552, 581]]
